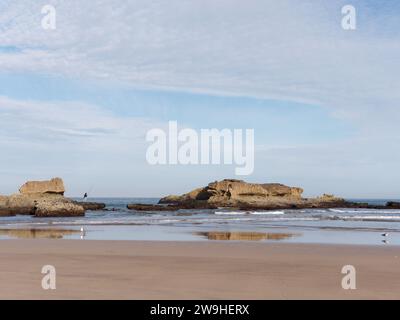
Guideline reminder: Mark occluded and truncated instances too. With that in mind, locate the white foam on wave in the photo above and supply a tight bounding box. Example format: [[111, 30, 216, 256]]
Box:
[[329, 209, 346, 213], [336, 215, 400, 221], [215, 211, 284, 215], [329, 208, 400, 214], [250, 211, 284, 215], [215, 211, 246, 215]]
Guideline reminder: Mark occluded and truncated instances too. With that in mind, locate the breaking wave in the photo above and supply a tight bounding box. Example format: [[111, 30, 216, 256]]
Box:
[[215, 211, 285, 215]]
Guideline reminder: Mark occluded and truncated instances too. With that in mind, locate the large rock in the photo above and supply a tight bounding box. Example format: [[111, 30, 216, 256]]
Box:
[[205, 180, 304, 204], [158, 179, 349, 210], [159, 179, 305, 208], [0, 178, 86, 217], [0, 193, 85, 217], [19, 177, 65, 195], [34, 200, 85, 217]]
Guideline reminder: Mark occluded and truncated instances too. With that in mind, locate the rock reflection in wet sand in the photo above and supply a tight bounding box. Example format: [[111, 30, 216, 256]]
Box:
[[195, 231, 298, 241], [0, 228, 80, 239]]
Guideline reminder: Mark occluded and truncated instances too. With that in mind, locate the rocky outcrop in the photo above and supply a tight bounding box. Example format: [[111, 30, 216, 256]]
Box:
[[157, 179, 352, 210], [158, 179, 312, 209], [206, 180, 304, 206], [34, 199, 85, 217], [0, 193, 85, 217], [0, 178, 85, 217], [157, 179, 400, 211], [19, 177, 65, 195]]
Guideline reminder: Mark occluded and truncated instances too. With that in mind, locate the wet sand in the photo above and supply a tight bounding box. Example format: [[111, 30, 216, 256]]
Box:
[[0, 240, 399, 299]]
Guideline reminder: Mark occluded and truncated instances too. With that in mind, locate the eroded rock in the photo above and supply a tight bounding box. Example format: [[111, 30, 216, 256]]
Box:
[[158, 179, 347, 210], [34, 200, 85, 217], [19, 177, 65, 195], [159, 179, 307, 208], [0, 178, 86, 217]]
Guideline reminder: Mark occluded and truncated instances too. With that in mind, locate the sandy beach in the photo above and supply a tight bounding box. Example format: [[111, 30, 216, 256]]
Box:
[[0, 240, 399, 300]]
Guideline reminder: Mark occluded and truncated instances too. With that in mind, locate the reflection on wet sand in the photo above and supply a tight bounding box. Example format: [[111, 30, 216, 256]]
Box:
[[0, 228, 80, 239], [195, 231, 299, 241]]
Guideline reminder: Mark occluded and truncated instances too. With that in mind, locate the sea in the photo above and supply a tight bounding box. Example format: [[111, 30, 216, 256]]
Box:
[[0, 198, 400, 245]]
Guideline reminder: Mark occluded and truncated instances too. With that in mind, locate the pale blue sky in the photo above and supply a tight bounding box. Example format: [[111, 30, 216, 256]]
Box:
[[0, 0, 399, 198]]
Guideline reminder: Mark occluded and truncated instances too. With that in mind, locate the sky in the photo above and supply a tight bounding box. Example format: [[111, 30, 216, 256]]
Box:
[[0, 0, 399, 198]]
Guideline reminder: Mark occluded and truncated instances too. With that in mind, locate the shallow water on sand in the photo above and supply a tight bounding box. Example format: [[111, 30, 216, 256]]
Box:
[[0, 198, 400, 245]]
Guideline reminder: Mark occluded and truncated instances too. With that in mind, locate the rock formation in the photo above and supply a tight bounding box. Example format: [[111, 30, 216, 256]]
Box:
[[34, 199, 85, 217], [0, 178, 105, 217], [19, 177, 65, 195], [157, 179, 344, 210]]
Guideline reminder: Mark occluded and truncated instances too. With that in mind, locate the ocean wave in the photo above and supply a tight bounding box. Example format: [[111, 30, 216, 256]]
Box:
[[215, 211, 246, 215], [328, 209, 347, 213], [249, 211, 285, 215], [329, 215, 400, 222], [215, 211, 284, 215], [329, 208, 400, 214]]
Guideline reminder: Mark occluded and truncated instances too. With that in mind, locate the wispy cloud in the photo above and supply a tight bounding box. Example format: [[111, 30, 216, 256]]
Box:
[[0, 95, 156, 145], [0, 0, 398, 119]]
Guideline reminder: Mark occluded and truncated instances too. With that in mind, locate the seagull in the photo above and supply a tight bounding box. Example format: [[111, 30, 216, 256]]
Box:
[[381, 233, 389, 237]]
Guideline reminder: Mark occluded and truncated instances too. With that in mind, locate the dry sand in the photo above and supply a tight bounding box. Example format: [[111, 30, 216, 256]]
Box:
[[0, 240, 399, 299]]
